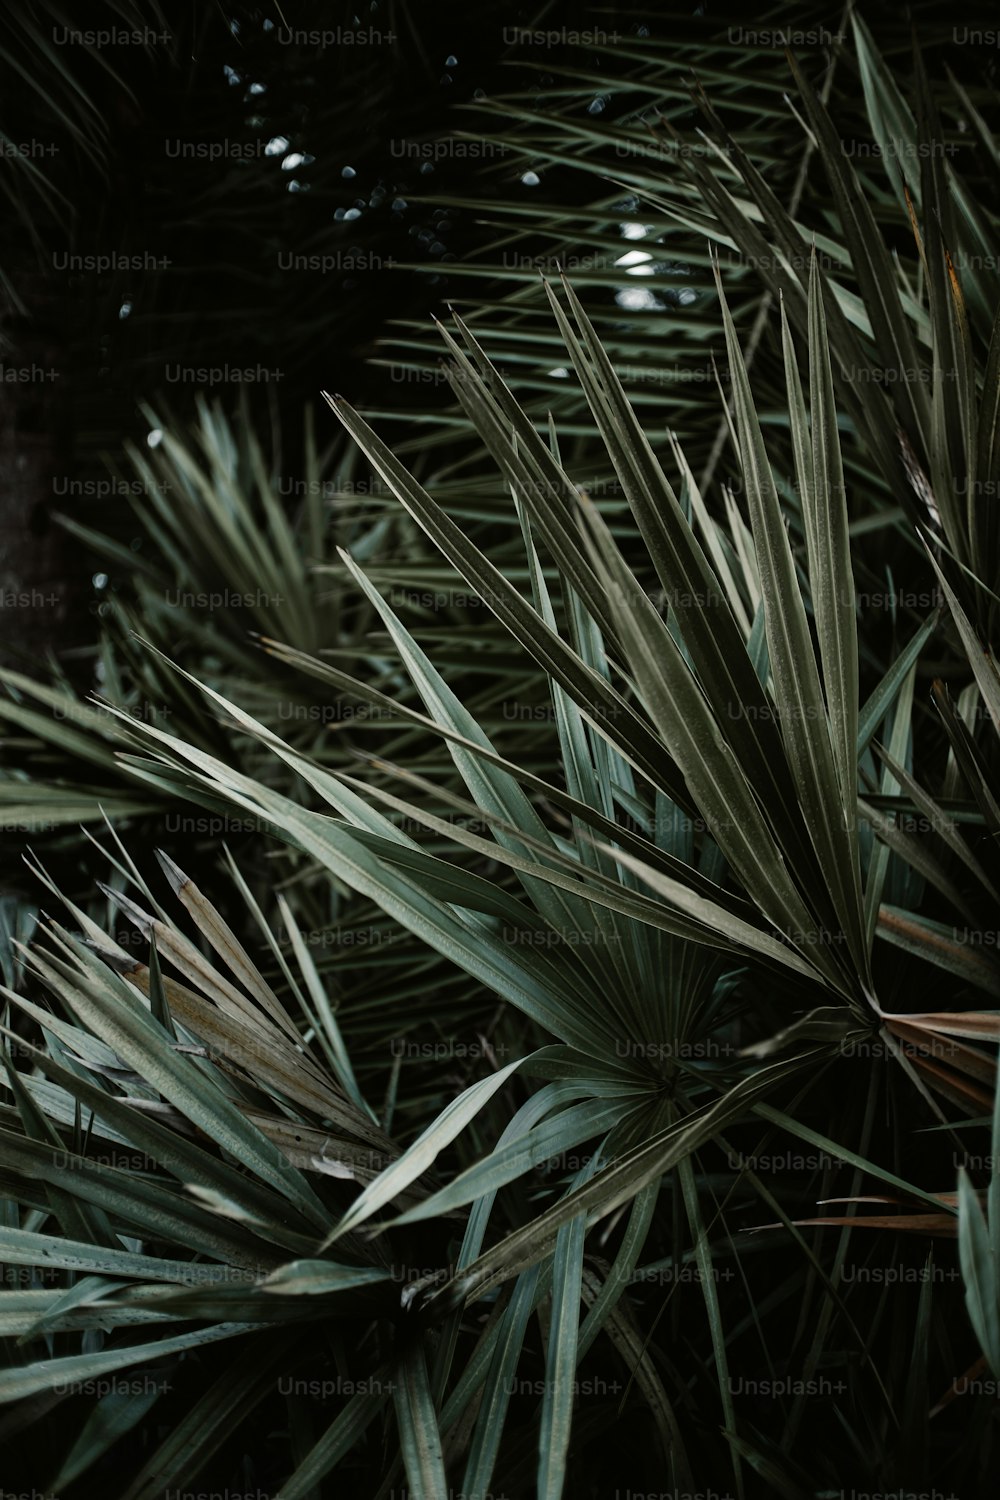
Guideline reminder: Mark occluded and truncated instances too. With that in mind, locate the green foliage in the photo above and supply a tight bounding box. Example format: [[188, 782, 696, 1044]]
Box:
[[3, 15, 1000, 1498]]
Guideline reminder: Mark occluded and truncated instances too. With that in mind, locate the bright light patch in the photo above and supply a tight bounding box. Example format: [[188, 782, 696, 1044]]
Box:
[[615, 250, 653, 271], [615, 287, 664, 311]]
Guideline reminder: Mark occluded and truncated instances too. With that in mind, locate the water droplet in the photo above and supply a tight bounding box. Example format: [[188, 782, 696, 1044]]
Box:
[[521, 170, 540, 186], [445, 54, 457, 66], [265, 135, 289, 156], [248, 82, 267, 95], [419, 162, 434, 175], [392, 197, 407, 211], [344, 206, 362, 219], [223, 64, 242, 86], [147, 429, 163, 448], [93, 572, 108, 590], [342, 165, 356, 179], [118, 301, 132, 320]]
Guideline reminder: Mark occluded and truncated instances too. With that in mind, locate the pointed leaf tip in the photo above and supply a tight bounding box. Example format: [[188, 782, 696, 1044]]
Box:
[[155, 849, 188, 897]]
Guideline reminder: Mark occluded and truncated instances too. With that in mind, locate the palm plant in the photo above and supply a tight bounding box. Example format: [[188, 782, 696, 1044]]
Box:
[[4, 252, 998, 1493], [380, 12, 1000, 636], [0, 386, 430, 803], [4, 10, 1000, 1497]]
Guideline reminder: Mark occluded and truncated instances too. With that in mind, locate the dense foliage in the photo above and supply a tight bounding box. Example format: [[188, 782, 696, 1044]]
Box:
[[2, 6, 1000, 1497]]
